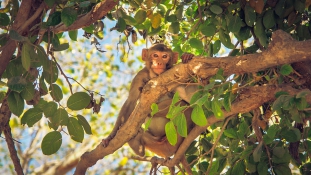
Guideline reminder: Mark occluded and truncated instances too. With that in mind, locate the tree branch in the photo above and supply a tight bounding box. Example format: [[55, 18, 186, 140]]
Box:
[[74, 30, 311, 174], [53, 0, 119, 33]]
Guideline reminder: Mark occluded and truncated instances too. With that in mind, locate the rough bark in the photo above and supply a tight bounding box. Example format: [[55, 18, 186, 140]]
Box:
[[74, 30, 311, 174]]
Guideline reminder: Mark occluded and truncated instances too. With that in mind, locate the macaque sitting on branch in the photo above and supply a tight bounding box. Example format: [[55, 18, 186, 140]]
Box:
[[102, 44, 197, 163]]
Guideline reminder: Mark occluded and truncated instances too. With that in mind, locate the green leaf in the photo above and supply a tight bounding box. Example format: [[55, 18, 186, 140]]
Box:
[[190, 90, 203, 105], [47, 11, 61, 26], [79, 1, 91, 8], [238, 121, 249, 136], [49, 84, 63, 102], [53, 43, 69, 51], [294, 0, 305, 13], [200, 23, 216, 37], [253, 142, 263, 162], [151, 103, 159, 116], [7, 76, 27, 92], [165, 121, 177, 145], [77, 115, 92, 135], [36, 45, 49, 67], [224, 128, 238, 139], [212, 100, 224, 119], [41, 131, 62, 155], [134, 9, 147, 24], [275, 91, 289, 98], [267, 125, 278, 138], [263, 10, 275, 29], [43, 60, 59, 84], [51, 108, 69, 127], [9, 30, 27, 41], [43, 101, 58, 117], [172, 91, 180, 105], [188, 38, 203, 50], [210, 5, 223, 15], [223, 92, 231, 112], [273, 164, 292, 175], [8, 91, 24, 116], [61, 7, 77, 27], [281, 128, 301, 142], [232, 160, 245, 175], [241, 146, 254, 159], [257, 161, 268, 175], [209, 159, 220, 175], [272, 95, 289, 111], [34, 98, 48, 111], [166, 14, 178, 22], [68, 117, 84, 142], [21, 42, 33, 71], [296, 90, 310, 98], [219, 29, 234, 49], [176, 113, 187, 137], [0, 13, 10, 26], [280, 64, 293, 75], [275, 0, 286, 17], [254, 18, 268, 47], [213, 40, 221, 54], [67, 92, 91, 110], [168, 22, 180, 34], [296, 97, 307, 110], [194, 94, 208, 106], [191, 105, 207, 126], [20, 83, 35, 101], [69, 30, 78, 41], [227, 14, 242, 33], [273, 147, 285, 158], [244, 4, 256, 26], [117, 18, 126, 32], [44, 0, 55, 7], [21, 108, 43, 127]]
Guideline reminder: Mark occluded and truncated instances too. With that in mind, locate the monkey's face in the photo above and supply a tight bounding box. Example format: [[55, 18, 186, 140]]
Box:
[[149, 51, 171, 75]]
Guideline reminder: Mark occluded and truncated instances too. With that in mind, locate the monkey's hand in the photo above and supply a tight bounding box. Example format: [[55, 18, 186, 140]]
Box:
[[102, 135, 113, 147], [181, 53, 194, 63]]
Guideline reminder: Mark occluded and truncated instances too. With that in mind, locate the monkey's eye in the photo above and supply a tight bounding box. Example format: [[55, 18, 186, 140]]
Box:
[[162, 55, 168, 59], [153, 53, 158, 57]]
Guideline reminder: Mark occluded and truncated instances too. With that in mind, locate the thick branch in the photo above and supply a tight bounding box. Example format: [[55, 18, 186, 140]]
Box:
[[74, 30, 311, 174], [53, 0, 119, 33], [168, 85, 311, 166]]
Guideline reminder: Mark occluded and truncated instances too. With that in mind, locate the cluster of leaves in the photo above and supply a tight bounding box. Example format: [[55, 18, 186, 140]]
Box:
[[0, 0, 123, 157], [2, 31, 95, 155], [113, 0, 311, 56]]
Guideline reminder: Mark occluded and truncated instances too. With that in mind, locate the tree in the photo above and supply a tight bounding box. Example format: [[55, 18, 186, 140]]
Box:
[[1, 0, 311, 174]]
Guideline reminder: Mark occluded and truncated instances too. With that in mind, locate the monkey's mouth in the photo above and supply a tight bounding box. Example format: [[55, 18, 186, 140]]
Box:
[[153, 68, 166, 75]]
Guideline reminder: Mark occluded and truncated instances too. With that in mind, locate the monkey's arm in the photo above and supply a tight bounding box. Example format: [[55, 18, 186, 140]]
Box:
[[102, 68, 149, 146]]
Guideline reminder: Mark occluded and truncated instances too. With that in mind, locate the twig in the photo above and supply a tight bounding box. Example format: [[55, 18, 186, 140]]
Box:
[[205, 116, 233, 174], [50, 54, 74, 95]]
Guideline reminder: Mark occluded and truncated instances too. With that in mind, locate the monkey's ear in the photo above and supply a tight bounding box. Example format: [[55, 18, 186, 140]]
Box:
[[142, 49, 148, 61], [172, 52, 179, 64]]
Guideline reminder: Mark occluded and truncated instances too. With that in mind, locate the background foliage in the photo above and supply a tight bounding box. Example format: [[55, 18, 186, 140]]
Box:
[[1, 0, 311, 174]]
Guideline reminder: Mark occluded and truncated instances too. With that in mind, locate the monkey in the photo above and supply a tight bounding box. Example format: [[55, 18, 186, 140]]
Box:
[[102, 43, 180, 147], [102, 44, 197, 173]]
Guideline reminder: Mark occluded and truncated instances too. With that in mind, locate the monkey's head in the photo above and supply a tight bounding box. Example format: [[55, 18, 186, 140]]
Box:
[[142, 44, 179, 75]]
